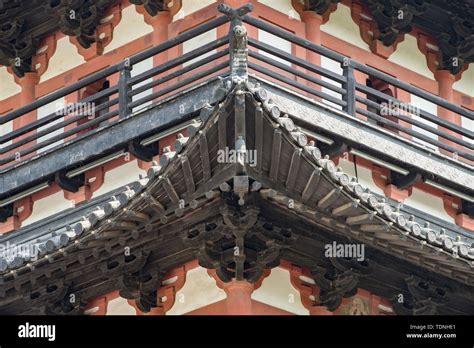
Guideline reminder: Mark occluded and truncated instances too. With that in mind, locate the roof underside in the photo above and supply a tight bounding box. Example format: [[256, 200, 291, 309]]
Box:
[[0, 83, 473, 315]]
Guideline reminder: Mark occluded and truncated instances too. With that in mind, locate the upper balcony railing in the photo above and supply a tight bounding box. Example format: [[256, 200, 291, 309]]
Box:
[[0, 3, 473, 174]]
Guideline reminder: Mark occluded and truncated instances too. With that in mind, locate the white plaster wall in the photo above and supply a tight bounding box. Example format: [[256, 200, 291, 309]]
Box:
[[461, 116, 473, 145], [22, 191, 72, 226], [352, 162, 384, 195], [258, 0, 301, 20], [0, 118, 12, 149], [104, 6, 153, 54], [92, 160, 146, 198], [258, 29, 292, 67], [0, 66, 20, 100], [454, 65, 474, 145], [410, 94, 439, 152], [174, 0, 300, 21], [182, 29, 217, 67], [321, 55, 343, 110], [22, 159, 144, 228], [252, 267, 308, 315], [131, 56, 154, 113], [337, 157, 356, 177], [320, 5, 370, 52], [40, 37, 85, 83], [105, 266, 311, 315], [388, 35, 434, 80], [37, 97, 65, 153], [167, 266, 226, 315], [404, 187, 454, 223], [339, 158, 454, 225], [173, 0, 216, 22], [453, 64, 473, 97], [107, 296, 136, 315], [339, 158, 385, 196]]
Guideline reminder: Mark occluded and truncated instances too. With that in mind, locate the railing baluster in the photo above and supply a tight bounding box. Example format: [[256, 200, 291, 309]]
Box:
[[342, 59, 356, 117], [119, 63, 132, 119]]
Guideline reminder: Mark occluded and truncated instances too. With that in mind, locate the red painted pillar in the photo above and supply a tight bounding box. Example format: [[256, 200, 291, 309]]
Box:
[[222, 0, 248, 7], [434, 70, 461, 156], [0, 216, 20, 235], [14, 72, 39, 156], [84, 291, 120, 315], [132, 6, 173, 168], [127, 300, 166, 316], [383, 184, 411, 203], [145, 307, 166, 315], [301, 11, 323, 94], [149, 10, 171, 62], [86, 297, 108, 315], [435, 70, 457, 122], [222, 280, 254, 315], [16, 72, 39, 128], [0, 72, 39, 234], [302, 11, 322, 64], [455, 214, 474, 232], [309, 305, 333, 315]]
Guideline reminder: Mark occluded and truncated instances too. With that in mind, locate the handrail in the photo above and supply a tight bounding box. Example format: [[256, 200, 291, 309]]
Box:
[[0, 109, 121, 166], [351, 61, 474, 121], [242, 14, 474, 121], [356, 107, 474, 160], [243, 15, 347, 63], [0, 85, 119, 144], [0, 15, 230, 126], [248, 38, 346, 84], [247, 60, 346, 106], [0, 98, 119, 155], [129, 49, 230, 98], [356, 83, 474, 140], [128, 60, 229, 109], [0, 3, 472, 178], [356, 96, 474, 150], [128, 36, 230, 87]]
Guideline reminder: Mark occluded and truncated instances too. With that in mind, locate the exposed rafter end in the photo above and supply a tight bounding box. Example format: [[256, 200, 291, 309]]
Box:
[[129, 139, 159, 162], [55, 171, 85, 193], [0, 204, 14, 223], [461, 200, 474, 219], [318, 137, 347, 157], [390, 170, 422, 190]]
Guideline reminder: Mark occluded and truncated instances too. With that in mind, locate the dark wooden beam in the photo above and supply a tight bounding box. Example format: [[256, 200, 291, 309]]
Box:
[[199, 134, 212, 182], [269, 129, 282, 182]]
